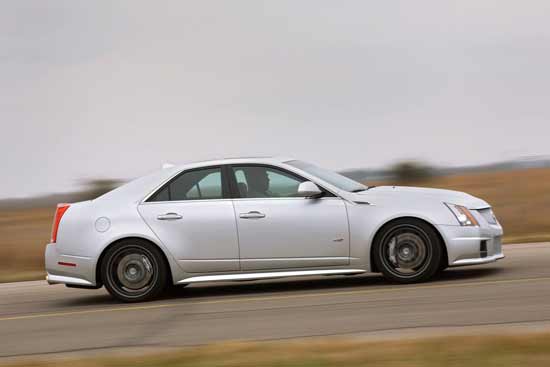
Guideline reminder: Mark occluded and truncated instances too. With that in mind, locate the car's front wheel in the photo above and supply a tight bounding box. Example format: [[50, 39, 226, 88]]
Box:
[[373, 219, 442, 283], [101, 239, 168, 302]]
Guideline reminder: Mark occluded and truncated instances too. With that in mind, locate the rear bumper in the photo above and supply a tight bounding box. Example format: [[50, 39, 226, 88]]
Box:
[[45, 243, 98, 286], [437, 223, 505, 267], [46, 274, 95, 287]]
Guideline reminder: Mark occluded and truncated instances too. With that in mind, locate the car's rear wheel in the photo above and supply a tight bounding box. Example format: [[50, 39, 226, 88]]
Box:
[[101, 239, 167, 302], [373, 219, 442, 283]]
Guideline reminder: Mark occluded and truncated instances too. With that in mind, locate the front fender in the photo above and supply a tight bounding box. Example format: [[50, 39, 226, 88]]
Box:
[[345, 201, 452, 270]]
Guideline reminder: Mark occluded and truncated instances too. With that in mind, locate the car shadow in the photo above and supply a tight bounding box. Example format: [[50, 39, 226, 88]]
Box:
[[164, 273, 387, 300], [438, 266, 504, 281], [55, 293, 117, 307], [161, 265, 505, 300], [56, 265, 504, 307]]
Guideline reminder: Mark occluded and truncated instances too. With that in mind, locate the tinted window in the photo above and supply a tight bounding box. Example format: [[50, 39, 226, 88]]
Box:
[[149, 167, 223, 201], [232, 166, 305, 198], [151, 186, 170, 201]]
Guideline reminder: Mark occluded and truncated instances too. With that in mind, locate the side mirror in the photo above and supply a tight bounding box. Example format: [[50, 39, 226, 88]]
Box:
[[297, 181, 323, 198]]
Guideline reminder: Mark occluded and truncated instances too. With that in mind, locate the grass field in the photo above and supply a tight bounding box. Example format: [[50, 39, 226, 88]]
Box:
[[3, 333, 550, 366], [1, 167, 549, 283], [0, 207, 52, 283]]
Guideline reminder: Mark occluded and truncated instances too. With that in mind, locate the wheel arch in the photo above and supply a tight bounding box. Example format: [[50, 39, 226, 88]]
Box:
[[369, 216, 448, 273], [95, 236, 174, 287]]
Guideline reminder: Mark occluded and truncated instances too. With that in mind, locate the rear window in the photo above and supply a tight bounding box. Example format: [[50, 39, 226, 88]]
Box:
[[148, 167, 224, 201]]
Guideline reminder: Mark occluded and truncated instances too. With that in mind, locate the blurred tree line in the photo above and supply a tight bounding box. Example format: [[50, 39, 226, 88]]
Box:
[[2, 161, 438, 209], [388, 161, 435, 183], [0, 179, 125, 209], [79, 179, 124, 199]]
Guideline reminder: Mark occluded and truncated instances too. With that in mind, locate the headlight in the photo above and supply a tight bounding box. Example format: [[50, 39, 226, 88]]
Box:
[[445, 203, 479, 227], [478, 207, 498, 225]]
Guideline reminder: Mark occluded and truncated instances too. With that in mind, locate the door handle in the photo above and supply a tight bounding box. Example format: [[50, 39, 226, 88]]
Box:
[[239, 211, 266, 219], [157, 213, 183, 220]]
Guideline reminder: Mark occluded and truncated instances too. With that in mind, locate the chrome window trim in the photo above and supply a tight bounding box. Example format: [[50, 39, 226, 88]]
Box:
[[139, 198, 235, 205], [140, 195, 343, 206], [229, 196, 343, 202]]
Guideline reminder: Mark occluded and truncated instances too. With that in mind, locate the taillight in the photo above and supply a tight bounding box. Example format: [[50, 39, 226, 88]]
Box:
[[51, 203, 70, 243]]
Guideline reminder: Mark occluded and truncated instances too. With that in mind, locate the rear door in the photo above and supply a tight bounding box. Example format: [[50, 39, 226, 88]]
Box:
[[138, 166, 240, 273], [229, 164, 350, 271]]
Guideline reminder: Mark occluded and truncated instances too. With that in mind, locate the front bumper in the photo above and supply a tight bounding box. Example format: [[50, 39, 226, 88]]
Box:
[[45, 243, 98, 286], [437, 223, 505, 267]]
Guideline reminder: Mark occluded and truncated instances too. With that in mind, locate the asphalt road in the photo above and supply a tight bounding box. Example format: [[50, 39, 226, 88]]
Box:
[[1, 243, 550, 360]]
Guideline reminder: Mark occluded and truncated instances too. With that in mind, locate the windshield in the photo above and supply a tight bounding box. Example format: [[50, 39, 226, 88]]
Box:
[[286, 160, 368, 193]]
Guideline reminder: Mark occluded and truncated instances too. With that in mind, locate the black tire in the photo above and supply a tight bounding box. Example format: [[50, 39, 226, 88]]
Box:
[[101, 239, 168, 302], [437, 260, 448, 275], [373, 219, 442, 283]]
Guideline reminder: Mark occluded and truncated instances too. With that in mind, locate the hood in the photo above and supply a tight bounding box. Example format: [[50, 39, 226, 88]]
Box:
[[355, 186, 490, 209]]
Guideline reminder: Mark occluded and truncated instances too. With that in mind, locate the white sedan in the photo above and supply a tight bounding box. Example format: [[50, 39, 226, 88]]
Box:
[[45, 157, 504, 302]]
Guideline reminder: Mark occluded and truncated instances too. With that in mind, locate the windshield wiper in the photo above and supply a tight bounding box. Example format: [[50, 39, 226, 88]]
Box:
[[351, 188, 368, 193]]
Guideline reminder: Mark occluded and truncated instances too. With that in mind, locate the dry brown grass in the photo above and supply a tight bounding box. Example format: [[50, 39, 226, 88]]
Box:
[[0, 168, 548, 283], [0, 207, 52, 282], [3, 333, 550, 366], [373, 167, 550, 244]]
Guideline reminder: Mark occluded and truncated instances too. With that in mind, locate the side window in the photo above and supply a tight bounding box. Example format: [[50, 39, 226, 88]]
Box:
[[151, 186, 170, 201], [232, 166, 305, 198], [149, 167, 223, 201]]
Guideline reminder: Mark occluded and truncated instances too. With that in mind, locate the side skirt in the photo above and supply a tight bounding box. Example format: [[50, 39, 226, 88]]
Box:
[[177, 269, 367, 284]]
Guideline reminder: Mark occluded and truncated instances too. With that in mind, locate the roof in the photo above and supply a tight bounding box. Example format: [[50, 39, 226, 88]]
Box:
[[171, 156, 295, 170]]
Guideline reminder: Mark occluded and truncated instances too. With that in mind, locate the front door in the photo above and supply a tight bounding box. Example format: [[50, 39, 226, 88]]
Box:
[[229, 165, 350, 271], [138, 166, 239, 273]]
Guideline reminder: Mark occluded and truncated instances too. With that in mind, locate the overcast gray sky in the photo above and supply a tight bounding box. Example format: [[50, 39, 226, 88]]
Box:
[[1, 1, 549, 198]]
